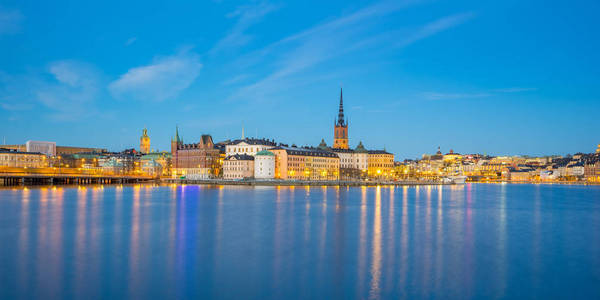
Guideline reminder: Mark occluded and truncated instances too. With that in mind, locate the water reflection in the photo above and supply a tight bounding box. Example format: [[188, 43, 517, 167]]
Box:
[[2, 184, 600, 299], [369, 186, 382, 299]]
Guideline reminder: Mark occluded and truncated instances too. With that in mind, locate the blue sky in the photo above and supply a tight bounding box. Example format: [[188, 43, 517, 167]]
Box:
[[1, 0, 599, 159]]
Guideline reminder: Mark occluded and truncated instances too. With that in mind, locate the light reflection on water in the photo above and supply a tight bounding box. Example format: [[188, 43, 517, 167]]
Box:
[[1, 183, 600, 299]]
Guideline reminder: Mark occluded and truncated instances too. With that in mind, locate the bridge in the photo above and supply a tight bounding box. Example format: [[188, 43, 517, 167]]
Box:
[[0, 167, 156, 186]]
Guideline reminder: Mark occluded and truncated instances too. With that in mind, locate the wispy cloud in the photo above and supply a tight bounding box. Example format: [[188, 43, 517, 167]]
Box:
[[36, 61, 101, 120], [228, 1, 472, 102], [125, 37, 137, 46], [210, 1, 278, 54], [492, 87, 538, 93], [0, 6, 23, 35], [423, 87, 537, 100], [221, 73, 251, 86], [108, 50, 202, 101], [0, 61, 101, 121], [422, 92, 490, 100]]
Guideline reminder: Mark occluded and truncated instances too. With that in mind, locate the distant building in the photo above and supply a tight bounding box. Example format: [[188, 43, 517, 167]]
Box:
[[597, 143, 600, 153], [254, 150, 275, 179], [225, 138, 277, 157], [333, 88, 349, 149], [140, 151, 171, 176], [26, 140, 56, 156], [140, 128, 150, 154], [2, 144, 106, 155], [270, 146, 339, 180], [170, 127, 221, 179], [327, 140, 369, 179], [367, 150, 394, 179], [223, 154, 254, 179], [0, 148, 48, 168]]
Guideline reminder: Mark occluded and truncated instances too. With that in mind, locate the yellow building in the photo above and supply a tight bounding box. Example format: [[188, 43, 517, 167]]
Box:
[[596, 143, 600, 153], [0, 148, 48, 168], [140, 128, 150, 154], [270, 146, 339, 180], [367, 150, 394, 179]]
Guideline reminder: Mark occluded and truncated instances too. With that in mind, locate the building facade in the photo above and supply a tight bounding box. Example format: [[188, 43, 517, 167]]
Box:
[[25, 141, 56, 156], [368, 150, 395, 179], [0, 148, 48, 168], [140, 128, 150, 154], [223, 154, 254, 179], [225, 138, 277, 157], [270, 146, 339, 180], [171, 127, 221, 179], [254, 150, 275, 179]]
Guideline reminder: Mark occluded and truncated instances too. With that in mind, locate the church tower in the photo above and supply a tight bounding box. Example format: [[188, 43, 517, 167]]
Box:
[[140, 128, 150, 154], [171, 126, 183, 168], [333, 88, 349, 149]]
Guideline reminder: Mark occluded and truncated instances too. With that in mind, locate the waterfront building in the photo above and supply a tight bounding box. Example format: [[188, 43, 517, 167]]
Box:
[[140, 128, 150, 154], [25, 141, 56, 156], [140, 151, 171, 176], [225, 138, 277, 157], [597, 143, 600, 153], [254, 150, 275, 179], [141, 159, 163, 177], [367, 150, 394, 179], [333, 88, 349, 149], [270, 146, 339, 180], [2, 143, 106, 155], [0, 148, 48, 168], [327, 140, 369, 179], [171, 127, 221, 179], [223, 154, 254, 179]]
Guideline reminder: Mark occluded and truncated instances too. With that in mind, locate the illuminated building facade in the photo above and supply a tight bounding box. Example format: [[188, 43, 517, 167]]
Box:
[[223, 154, 254, 179], [225, 138, 277, 157], [333, 88, 349, 149], [0, 148, 48, 168], [367, 150, 394, 178], [254, 150, 275, 179], [140, 128, 150, 154], [170, 127, 221, 179], [270, 146, 339, 180]]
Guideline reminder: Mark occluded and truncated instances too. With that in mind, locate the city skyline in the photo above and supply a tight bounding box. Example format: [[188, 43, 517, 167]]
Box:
[[1, 0, 599, 159]]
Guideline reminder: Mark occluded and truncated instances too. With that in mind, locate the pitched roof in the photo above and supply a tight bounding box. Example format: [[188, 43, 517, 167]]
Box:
[[225, 154, 255, 161]]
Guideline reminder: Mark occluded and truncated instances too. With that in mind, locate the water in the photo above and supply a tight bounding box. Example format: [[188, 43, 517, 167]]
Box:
[[0, 184, 599, 299]]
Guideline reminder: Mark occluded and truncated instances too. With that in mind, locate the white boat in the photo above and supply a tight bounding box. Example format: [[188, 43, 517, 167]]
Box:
[[447, 175, 467, 184]]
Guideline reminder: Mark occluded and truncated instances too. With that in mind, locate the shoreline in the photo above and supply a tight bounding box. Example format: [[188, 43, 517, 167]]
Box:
[[1, 179, 599, 188]]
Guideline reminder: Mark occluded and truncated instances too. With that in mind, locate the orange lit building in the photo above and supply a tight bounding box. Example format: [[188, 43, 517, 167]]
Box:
[[367, 150, 394, 179], [270, 146, 339, 180], [140, 128, 150, 154], [332, 88, 349, 149]]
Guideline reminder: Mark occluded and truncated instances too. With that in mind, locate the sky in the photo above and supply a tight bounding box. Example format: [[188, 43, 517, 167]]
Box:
[[1, 0, 599, 159]]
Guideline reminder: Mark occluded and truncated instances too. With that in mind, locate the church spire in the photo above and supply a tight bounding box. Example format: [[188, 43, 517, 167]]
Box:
[[336, 87, 346, 126]]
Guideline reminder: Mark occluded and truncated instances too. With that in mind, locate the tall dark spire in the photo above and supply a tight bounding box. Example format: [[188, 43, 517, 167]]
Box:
[[336, 87, 346, 126]]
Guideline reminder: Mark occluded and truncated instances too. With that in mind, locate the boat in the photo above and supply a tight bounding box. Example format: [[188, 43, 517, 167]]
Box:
[[447, 175, 467, 184]]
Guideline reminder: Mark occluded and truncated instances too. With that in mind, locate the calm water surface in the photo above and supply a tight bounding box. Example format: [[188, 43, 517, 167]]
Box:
[[0, 184, 599, 299]]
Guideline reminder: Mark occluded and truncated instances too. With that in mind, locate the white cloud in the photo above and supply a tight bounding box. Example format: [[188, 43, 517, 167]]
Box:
[[422, 92, 490, 100], [210, 1, 278, 54], [108, 51, 202, 101], [0, 6, 22, 35], [0, 61, 101, 121], [493, 87, 537, 93], [229, 1, 473, 101], [125, 37, 137, 46]]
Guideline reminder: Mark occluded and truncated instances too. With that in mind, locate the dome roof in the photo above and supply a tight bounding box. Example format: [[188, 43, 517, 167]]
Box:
[[256, 150, 275, 156]]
